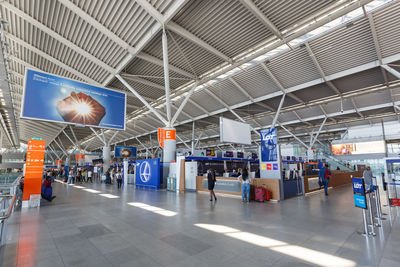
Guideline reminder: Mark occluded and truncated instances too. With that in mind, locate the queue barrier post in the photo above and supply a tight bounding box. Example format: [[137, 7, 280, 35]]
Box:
[[367, 192, 376, 236]]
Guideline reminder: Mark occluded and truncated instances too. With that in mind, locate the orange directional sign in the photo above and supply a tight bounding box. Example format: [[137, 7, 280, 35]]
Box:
[[158, 128, 176, 148], [23, 139, 46, 201]]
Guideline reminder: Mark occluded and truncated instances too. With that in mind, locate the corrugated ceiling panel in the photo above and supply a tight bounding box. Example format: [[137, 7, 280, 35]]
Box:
[[321, 98, 354, 114], [190, 91, 224, 113], [309, 18, 377, 76], [70, 0, 157, 49], [4, 12, 109, 82], [173, 0, 273, 58], [277, 111, 299, 122], [332, 68, 384, 93], [291, 83, 334, 103], [7, 0, 127, 68], [373, 1, 400, 58], [208, 79, 249, 107], [233, 65, 280, 98], [353, 91, 393, 108], [267, 48, 321, 88], [295, 106, 324, 119], [253, 0, 337, 32]]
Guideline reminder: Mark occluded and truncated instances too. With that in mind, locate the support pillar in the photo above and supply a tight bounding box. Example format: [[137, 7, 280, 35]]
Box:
[[162, 127, 176, 188], [123, 158, 128, 186], [103, 146, 111, 172]]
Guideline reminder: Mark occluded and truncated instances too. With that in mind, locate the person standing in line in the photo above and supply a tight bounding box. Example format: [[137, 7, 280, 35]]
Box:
[[363, 166, 374, 190], [67, 170, 74, 184], [238, 168, 251, 202], [82, 169, 87, 183], [324, 164, 332, 196], [116, 170, 123, 189], [207, 168, 217, 202], [87, 169, 93, 183]]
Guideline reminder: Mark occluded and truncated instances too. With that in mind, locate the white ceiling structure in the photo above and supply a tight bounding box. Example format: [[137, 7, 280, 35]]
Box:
[[0, 0, 399, 155]]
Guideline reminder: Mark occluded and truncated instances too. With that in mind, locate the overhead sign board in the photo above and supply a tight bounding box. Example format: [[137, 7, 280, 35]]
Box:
[[352, 177, 367, 209], [115, 146, 137, 158], [21, 69, 126, 130], [220, 117, 251, 145]]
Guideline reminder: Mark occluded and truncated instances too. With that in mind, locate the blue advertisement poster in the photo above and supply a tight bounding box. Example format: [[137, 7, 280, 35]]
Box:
[[135, 158, 161, 189], [21, 69, 126, 130], [115, 146, 137, 158], [352, 177, 367, 209], [260, 128, 278, 162]]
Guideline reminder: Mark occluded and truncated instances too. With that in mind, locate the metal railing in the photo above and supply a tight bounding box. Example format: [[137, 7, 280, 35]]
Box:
[[0, 175, 22, 246]]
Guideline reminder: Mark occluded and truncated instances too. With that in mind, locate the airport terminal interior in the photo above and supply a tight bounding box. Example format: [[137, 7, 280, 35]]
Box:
[[1, 0, 400, 266]]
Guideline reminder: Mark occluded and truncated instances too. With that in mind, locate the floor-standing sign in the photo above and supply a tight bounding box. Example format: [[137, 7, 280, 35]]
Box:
[[23, 139, 46, 207], [352, 177, 369, 236]]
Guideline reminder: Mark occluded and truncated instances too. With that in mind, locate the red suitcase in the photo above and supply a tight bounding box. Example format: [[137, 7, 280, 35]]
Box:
[[255, 187, 267, 202], [265, 190, 271, 201]]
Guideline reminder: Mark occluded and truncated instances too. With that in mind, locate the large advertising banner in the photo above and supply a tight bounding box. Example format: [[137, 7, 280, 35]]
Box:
[[260, 128, 278, 162], [115, 146, 137, 158], [23, 139, 46, 201], [332, 141, 385, 156], [135, 158, 161, 189], [21, 69, 126, 130]]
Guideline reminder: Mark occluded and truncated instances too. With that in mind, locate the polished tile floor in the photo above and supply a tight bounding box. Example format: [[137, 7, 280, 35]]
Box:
[[1, 180, 399, 267]]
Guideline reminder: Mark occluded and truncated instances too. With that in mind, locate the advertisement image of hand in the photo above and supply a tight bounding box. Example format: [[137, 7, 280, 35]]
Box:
[[56, 92, 106, 125]]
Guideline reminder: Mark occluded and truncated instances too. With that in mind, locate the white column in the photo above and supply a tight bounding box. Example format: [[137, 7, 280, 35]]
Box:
[[103, 146, 111, 171], [162, 127, 176, 188], [123, 158, 128, 186]]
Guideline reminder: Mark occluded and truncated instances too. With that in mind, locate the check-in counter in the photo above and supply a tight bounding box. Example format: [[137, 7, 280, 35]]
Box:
[[196, 176, 242, 196], [196, 176, 281, 200]]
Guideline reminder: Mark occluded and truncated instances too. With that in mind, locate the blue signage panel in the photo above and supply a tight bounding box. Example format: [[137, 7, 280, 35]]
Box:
[[354, 194, 367, 209], [21, 69, 126, 130], [135, 158, 161, 189], [260, 128, 278, 162], [115, 146, 137, 158], [352, 177, 367, 209]]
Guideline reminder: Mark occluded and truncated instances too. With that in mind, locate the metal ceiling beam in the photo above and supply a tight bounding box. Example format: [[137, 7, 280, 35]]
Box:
[[134, 0, 164, 23], [351, 98, 364, 118], [166, 22, 232, 63], [382, 65, 400, 79], [136, 53, 195, 78], [304, 42, 341, 95], [116, 74, 168, 125], [238, 0, 283, 40]]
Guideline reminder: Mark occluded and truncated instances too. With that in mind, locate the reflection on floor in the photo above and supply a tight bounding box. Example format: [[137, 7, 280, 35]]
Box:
[[1, 180, 399, 267]]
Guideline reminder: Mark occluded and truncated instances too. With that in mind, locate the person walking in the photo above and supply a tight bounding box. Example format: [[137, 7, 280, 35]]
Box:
[[238, 168, 251, 202], [87, 169, 93, 183], [207, 168, 217, 202], [363, 166, 374, 190], [324, 164, 332, 196], [116, 170, 123, 189]]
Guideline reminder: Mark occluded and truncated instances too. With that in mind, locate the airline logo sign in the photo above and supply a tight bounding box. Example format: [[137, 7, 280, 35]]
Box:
[[158, 128, 176, 148], [352, 177, 367, 209]]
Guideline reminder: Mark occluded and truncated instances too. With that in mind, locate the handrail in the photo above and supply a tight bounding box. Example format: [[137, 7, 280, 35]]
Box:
[[0, 194, 17, 221]]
